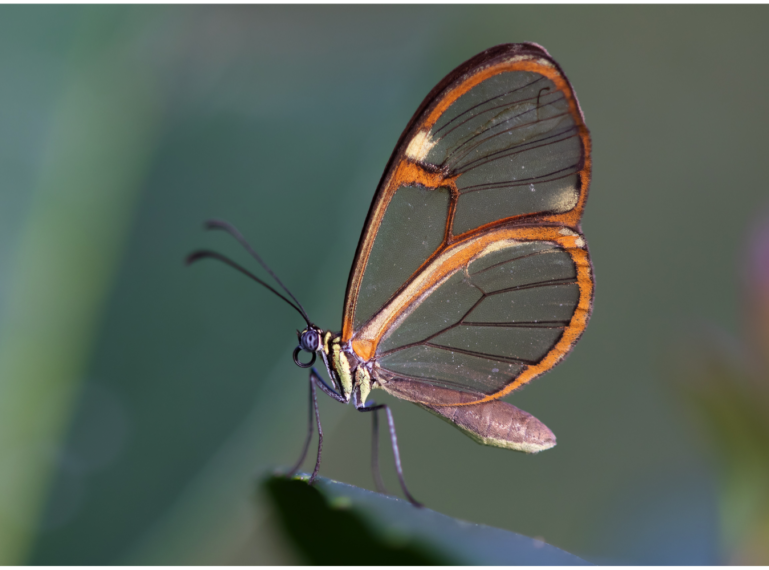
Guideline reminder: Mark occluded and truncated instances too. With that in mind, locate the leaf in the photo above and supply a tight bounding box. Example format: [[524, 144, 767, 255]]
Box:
[[668, 330, 769, 563], [263, 474, 588, 565]]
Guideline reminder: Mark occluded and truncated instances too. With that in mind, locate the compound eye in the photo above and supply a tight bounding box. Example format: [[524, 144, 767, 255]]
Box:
[[300, 330, 319, 352]]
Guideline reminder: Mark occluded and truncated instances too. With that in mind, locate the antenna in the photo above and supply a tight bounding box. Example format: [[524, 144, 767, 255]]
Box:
[[205, 219, 312, 322], [186, 220, 312, 326]]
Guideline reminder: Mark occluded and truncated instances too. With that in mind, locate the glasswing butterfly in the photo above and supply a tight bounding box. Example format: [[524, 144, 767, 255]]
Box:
[[188, 43, 593, 507]]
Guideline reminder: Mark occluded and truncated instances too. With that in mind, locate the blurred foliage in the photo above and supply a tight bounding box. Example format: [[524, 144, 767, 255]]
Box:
[[669, 213, 769, 564], [0, 4, 768, 565], [264, 474, 586, 565], [0, 7, 162, 562]]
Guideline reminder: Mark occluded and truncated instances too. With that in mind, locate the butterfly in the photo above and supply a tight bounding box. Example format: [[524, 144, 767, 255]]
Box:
[[188, 43, 593, 507]]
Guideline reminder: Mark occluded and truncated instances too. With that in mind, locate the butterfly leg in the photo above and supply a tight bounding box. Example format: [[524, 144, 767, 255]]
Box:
[[369, 408, 388, 494], [356, 401, 422, 508], [289, 367, 347, 484], [287, 374, 315, 478]]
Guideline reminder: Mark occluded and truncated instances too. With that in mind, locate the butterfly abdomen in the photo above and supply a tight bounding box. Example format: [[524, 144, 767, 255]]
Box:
[[378, 376, 555, 453], [421, 400, 556, 453]]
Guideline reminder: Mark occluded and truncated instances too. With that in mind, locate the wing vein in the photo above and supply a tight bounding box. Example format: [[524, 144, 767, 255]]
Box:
[[461, 320, 569, 329], [470, 248, 562, 276], [455, 125, 578, 174], [486, 277, 578, 296], [441, 96, 568, 170], [423, 342, 537, 365], [433, 76, 546, 136], [459, 163, 581, 194]]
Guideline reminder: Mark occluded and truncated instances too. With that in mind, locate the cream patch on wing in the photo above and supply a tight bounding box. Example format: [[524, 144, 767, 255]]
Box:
[[547, 186, 579, 213], [501, 55, 553, 69], [475, 238, 523, 257], [405, 129, 437, 162], [559, 227, 585, 248], [463, 238, 526, 278]]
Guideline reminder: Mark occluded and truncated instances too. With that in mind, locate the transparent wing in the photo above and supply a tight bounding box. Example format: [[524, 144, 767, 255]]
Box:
[[342, 43, 591, 342], [368, 231, 592, 404], [421, 64, 585, 236]]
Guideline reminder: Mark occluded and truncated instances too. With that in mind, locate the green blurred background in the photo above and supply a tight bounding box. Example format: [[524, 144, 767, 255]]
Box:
[[2, 5, 769, 564]]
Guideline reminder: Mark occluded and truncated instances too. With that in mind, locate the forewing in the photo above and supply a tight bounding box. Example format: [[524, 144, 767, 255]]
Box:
[[342, 43, 591, 342]]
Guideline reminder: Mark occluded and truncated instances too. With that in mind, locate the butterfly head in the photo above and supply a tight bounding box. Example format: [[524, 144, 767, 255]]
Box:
[[298, 326, 322, 352], [293, 325, 322, 368]]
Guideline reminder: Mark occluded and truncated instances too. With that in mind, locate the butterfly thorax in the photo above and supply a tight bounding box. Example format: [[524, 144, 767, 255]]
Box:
[[299, 326, 373, 405]]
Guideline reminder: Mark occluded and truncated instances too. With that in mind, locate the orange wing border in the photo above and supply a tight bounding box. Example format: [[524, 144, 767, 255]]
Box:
[[342, 44, 594, 404], [354, 226, 593, 405]]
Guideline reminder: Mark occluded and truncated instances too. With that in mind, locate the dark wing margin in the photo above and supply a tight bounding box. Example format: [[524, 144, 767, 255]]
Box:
[[342, 43, 591, 342]]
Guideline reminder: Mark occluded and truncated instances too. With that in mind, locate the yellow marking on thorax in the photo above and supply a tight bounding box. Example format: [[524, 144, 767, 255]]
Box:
[[322, 331, 333, 354], [356, 367, 371, 405], [330, 339, 353, 398]]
